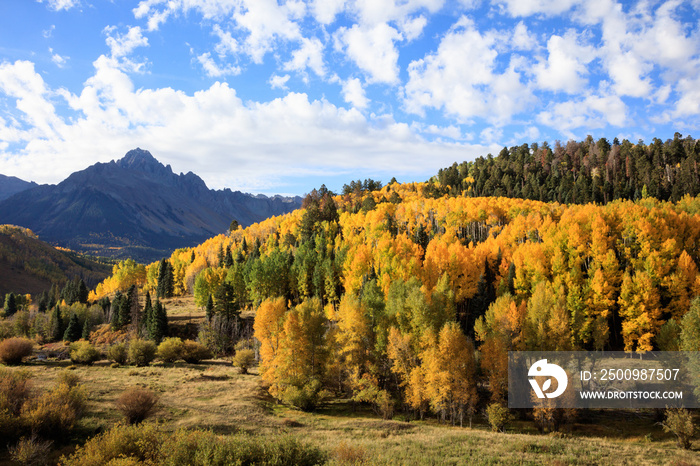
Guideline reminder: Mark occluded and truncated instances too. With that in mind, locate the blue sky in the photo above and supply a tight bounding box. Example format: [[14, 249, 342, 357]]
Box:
[[0, 0, 699, 195]]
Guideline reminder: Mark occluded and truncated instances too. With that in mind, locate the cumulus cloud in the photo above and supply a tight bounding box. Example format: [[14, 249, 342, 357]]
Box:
[[269, 74, 290, 89], [341, 77, 369, 109], [532, 30, 596, 93], [284, 37, 326, 77], [537, 90, 627, 136], [196, 53, 241, 77], [0, 58, 494, 192], [336, 23, 402, 84], [495, 0, 581, 17], [404, 17, 533, 125]]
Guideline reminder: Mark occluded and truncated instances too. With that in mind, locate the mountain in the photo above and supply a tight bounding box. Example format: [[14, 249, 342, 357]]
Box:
[[0, 149, 301, 262], [0, 224, 111, 296], [0, 174, 38, 201]]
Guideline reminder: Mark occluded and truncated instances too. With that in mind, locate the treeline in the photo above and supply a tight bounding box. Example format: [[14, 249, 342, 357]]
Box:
[[86, 178, 700, 421], [433, 133, 700, 204]]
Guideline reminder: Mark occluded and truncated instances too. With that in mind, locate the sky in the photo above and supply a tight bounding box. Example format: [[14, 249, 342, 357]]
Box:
[[0, 0, 699, 196]]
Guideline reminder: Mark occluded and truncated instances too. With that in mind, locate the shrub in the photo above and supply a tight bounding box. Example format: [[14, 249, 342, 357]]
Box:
[[280, 379, 325, 412], [0, 337, 34, 365], [232, 349, 255, 374], [56, 370, 81, 388], [128, 339, 156, 367], [181, 340, 211, 364], [107, 342, 129, 365], [70, 341, 101, 365], [0, 368, 32, 416], [22, 381, 86, 437], [60, 423, 327, 466], [662, 407, 696, 449], [486, 403, 514, 433], [156, 337, 184, 363], [9, 435, 53, 466], [115, 387, 159, 424]]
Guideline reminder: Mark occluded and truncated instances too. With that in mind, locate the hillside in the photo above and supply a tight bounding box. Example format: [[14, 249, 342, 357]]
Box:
[[92, 178, 700, 417], [432, 134, 700, 203], [0, 149, 301, 262], [0, 224, 111, 295], [0, 174, 37, 201]]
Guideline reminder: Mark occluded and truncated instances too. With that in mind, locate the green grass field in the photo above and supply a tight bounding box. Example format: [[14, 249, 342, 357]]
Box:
[[4, 356, 699, 466]]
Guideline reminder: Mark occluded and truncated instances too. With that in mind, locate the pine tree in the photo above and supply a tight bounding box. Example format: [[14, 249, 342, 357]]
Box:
[[82, 316, 92, 340], [50, 305, 64, 342], [142, 291, 153, 335], [224, 245, 234, 268], [77, 279, 89, 304], [206, 294, 214, 321], [150, 299, 168, 344], [64, 313, 82, 342], [3, 293, 17, 316], [157, 259, 174, 298]]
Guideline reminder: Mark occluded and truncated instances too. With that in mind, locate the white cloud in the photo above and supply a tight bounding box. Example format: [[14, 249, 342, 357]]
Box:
[[196, 53, 241, 77], [38, 0, 79, 11], [312, 0, 346, 24], [511, 21, 537, 51], [0, 58, 496, 192], [212, 25, 239, 57], [284, 37, 326, 77], [43, 25, 56, 39], [102, 26, 149, 72], [532, 31, 596, 93], [537, 90, 627, 135], [49, 48, 70, 68], [233, 0, 304, 63], [269, 74, 291, 90], [336, 23, 402, 84], [495, 0, 581, 17], [404, 16, 533, 125], [104, 26, 148, 58], [341, 77, 369, 109]]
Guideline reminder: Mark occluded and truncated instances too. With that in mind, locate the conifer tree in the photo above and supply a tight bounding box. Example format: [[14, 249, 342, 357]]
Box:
[[150, 299, 168, 343], [3, 293, 17, 316], [64, 313, 82, 342], [206, 294, 214, 321], [82, 316, 92, 340], [50, 305, 64, 342], [142, 291, 153, 335]]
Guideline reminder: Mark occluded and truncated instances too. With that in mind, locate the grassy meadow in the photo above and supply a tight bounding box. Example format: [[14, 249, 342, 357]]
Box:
[[3, 292, 698, 466]]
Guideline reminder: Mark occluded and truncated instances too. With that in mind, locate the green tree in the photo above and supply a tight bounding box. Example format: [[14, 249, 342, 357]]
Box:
[[64, 313, 82, 342], [3, 293, 17, 316], [50, 305, 65, 342], [149, 299, 168, 344]]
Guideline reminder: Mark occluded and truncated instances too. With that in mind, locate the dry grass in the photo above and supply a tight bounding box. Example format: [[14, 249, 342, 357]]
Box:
[[6, 360, 700, 466]]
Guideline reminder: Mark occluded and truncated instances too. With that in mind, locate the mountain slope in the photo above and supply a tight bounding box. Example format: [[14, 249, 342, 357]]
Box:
[[0, 174, 38, 201], [0, 149, 301, 262], [0, 224, 111, 296]]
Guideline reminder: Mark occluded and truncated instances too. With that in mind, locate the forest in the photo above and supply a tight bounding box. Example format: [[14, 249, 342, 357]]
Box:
[[1, 134, 700, 464]]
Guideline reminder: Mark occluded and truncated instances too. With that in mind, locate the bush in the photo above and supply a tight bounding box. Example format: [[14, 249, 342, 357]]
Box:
[[0, 337, 34, 365], [115, 387, 159, 424], [128, 339, 156, 367], [0, 368, 32, 416], [486, 403, 514, 433], [21, 381, 86, 437], [181, 340, 211, 364], [157, 337, 184, 363], [9, 435, 53, 466], [107, 342, 129, 365], [662, 407, 696, 449], [280, 379, 325, 412], [60, 423, 327, 466], [232, 349, 255, 374], [56, 370, 81, 388], [70, 341, 101, 365]]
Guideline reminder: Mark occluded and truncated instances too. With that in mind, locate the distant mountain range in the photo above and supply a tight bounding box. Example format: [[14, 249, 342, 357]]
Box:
[[0, 174, 38, 201], [0, 149, 302, 262]]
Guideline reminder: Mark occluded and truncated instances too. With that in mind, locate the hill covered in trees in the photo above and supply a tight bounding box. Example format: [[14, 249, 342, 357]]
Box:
[[0, 224, 111, 296], [433, 133, 700, 204], [90, 176, 700, 418], [0, 149, 301, 262]]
